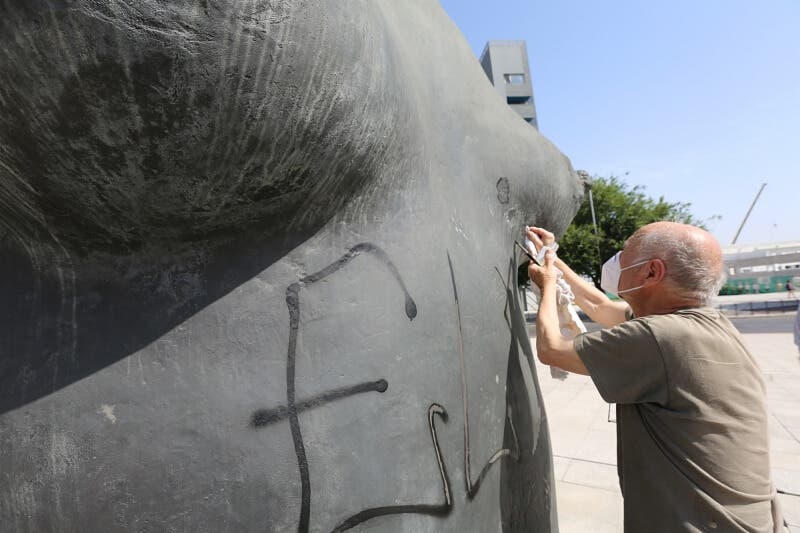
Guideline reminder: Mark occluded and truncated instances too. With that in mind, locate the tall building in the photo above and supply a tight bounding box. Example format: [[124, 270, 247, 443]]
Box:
[[479, 40, 538, 129]]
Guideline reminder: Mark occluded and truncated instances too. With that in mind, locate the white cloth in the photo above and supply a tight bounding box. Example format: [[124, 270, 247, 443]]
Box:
[[527, 243, 587, 380]]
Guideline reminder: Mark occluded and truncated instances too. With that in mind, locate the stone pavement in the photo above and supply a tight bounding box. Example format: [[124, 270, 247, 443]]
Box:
[[531, 316, 800, 533]]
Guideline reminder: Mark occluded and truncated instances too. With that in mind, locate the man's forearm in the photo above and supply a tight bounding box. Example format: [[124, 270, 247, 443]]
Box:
[[535, 281, 562, 361], [535, 280, 589, 375], [553, 256, 628, 327], [553, 257, 603, 308]]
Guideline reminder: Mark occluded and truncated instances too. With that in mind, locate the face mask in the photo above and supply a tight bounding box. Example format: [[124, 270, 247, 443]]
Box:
[[600, 251, 650, 296]]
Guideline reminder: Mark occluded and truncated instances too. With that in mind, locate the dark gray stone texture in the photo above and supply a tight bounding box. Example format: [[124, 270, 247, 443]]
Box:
[[0, 1, 584, 531]]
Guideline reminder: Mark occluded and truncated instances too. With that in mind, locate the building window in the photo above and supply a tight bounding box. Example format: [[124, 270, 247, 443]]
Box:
[[506, 95, 530, 104], [524, 117, 538, 128], [504, 73, 525, 85]]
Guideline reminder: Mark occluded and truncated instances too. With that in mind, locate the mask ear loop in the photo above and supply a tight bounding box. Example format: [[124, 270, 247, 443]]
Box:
[[616, 259, 651, 294], [617, 283, 646, 294], [619, 258, 650, 273]]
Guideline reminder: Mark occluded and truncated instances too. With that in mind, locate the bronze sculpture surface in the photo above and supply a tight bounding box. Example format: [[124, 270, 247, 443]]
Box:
[[0, 1, 583, 530]]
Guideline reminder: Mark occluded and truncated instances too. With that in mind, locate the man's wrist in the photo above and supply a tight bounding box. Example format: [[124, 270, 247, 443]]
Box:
[[540, 277, 558, 289]]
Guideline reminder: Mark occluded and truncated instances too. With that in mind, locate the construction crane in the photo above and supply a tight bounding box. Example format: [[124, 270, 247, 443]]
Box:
[[731, 182, 767, 245]]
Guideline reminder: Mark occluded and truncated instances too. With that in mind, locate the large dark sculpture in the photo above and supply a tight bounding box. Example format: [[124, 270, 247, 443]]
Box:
[[0, 1, 584, 531]]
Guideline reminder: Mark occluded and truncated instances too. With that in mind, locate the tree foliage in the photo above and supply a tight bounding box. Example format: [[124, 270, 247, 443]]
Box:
[[557, 174, 707, 287]]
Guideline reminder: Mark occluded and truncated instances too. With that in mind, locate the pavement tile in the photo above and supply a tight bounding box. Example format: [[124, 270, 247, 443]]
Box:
[[774, 469, 800, 496], [772, 437, 800, 454], [571, 429, 618, 465], [772, 451, 800, 472], [779, 492, 800, 528], [554, 480, 623, 533], [548, 426, 591, 459], [769, 396, 800, 406], [562, 459, 620, 493], [552, 455, 571, 481], [589, 410, 618, 431], [770, 416, 798, 441]]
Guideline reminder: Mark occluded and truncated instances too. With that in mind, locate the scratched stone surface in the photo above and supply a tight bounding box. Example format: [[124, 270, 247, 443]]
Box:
[[0, 1, 584, 531]]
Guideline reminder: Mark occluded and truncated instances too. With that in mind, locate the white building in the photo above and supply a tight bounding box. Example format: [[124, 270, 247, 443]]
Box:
[[721, 240, 800, 294]]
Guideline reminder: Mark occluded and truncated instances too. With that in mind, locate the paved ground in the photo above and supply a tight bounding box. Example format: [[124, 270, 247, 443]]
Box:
[[531, 313, 800, 532]]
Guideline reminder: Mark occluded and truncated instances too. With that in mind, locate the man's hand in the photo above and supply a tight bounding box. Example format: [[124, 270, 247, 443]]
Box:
[[528, 249, 558, 289], [527, 225, 630, 328], [526, 226, 556, 252]]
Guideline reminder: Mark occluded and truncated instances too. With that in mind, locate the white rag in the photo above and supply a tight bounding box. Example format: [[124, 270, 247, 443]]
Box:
[[525, 235, 586, 380]]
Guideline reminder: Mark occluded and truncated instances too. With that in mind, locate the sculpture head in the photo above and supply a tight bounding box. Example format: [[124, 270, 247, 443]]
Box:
[[1, 0, 580, 256]]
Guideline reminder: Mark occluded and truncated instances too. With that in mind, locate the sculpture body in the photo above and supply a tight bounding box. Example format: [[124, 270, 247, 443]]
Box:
[[0, 1, 584, 530]]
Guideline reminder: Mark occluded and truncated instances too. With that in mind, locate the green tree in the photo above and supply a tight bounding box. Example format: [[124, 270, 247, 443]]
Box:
[[557, 174, 708, 287]]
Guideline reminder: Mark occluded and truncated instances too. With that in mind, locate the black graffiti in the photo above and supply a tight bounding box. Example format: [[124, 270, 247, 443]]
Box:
[[447, 252, 520, 499], [251, 379, 388, 427], [255, 244, 522, 532], [280, 243, 418, 533], [299, 242, 417, 320], [329, 403, 453, 532]]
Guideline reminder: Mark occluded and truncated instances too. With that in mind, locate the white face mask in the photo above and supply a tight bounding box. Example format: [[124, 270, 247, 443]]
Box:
[[600, 251, 650, 297]]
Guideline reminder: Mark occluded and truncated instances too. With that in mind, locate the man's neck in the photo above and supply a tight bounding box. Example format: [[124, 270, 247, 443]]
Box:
[[631, 294, 704, 317]]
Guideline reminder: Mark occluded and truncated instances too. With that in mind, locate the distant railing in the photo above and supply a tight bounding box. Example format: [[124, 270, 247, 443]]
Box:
[[718, 299, 799, 316]]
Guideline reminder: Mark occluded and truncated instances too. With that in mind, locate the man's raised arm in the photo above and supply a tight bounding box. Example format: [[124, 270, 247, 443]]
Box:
[[526, 227, 629, 328]]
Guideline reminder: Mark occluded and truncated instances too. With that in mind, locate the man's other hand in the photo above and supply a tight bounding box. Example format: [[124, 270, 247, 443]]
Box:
[[528, 249, 558, 289], [526, 226, 556, 252]]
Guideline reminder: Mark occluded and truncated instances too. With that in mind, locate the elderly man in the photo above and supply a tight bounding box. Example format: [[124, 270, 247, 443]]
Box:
[[527, 222, 784, 532]]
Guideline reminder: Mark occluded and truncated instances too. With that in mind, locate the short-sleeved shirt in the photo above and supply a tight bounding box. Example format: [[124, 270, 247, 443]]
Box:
[[574, 308, 776, 532]]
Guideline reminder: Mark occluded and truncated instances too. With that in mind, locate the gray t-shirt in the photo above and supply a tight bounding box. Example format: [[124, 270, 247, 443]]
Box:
[[574, 308, 776, 532]]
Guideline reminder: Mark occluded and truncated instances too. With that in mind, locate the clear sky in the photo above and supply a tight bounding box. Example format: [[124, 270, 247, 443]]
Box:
[[439, 0, 799, 246]]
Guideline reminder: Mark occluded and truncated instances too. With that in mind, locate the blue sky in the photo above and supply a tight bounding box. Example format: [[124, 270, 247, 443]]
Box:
[[440, 0, 799, 246]]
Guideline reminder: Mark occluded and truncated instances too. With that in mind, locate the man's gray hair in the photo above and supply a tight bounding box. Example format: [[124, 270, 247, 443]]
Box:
[[633, 229, 725, 305]]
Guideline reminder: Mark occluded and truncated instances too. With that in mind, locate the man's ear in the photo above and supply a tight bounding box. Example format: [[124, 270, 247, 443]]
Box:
[[647, 258, 668, 283]]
